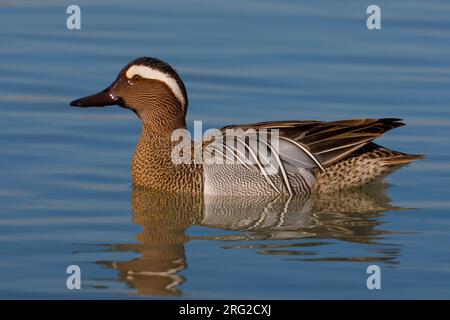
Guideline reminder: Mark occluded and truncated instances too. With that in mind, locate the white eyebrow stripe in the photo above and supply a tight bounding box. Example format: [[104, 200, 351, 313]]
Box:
[[125, 65, 185, 107]]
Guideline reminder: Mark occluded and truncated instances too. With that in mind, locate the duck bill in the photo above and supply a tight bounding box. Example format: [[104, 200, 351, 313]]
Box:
[[70, 87, 122, 108]]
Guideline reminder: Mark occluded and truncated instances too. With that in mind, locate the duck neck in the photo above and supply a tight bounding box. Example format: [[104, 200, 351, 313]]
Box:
[[131, 108, 202, 193]]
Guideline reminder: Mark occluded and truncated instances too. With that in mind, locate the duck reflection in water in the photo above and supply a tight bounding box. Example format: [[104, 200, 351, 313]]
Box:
[[98, 184, 405, 296]]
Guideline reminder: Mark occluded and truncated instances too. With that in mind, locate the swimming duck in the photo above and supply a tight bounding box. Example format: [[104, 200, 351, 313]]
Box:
[[70, 57, 423, 195]]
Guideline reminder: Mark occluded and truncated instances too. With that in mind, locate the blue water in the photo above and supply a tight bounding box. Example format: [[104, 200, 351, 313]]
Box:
[[0, 0, 449, 299]]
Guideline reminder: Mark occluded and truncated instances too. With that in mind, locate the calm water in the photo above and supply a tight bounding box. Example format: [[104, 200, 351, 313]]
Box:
[[1, 0, 450, 299]]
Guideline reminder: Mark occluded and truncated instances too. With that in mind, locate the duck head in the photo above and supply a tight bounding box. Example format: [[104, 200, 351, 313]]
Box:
[[70, 57, 189, 121]]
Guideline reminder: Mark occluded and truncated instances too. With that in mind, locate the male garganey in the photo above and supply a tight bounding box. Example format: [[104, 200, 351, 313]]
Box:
[[71, 57, 423, 195]]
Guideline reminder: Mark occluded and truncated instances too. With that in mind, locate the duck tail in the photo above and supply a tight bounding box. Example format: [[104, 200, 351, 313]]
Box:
[[380, 153, 425, 166]]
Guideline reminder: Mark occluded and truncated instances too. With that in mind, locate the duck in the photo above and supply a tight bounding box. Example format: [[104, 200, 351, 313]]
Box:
[[70, 57, 424, 196]]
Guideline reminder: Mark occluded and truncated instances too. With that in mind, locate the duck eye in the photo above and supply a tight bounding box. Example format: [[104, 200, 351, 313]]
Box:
[[131, 74, 142, 81]]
